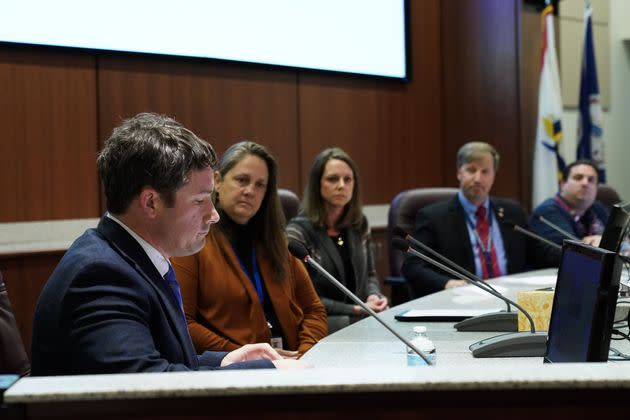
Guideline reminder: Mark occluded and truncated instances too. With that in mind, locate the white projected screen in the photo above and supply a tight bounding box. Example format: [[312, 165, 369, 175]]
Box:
[[0, 0, 408, 79]]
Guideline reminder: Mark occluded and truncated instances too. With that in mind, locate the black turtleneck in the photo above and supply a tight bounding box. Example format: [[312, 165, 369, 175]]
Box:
[[219, 209, 256, 277], [217, 209, 286, 346]]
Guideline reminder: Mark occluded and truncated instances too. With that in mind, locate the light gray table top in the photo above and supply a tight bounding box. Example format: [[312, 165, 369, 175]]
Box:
[[301, 269, 562, 368], [5, 363, 630, 403], [6, 269, 630, 404]]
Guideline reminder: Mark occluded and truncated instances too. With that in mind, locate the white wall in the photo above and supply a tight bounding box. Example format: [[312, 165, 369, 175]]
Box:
[[561, 0, 630, 201]]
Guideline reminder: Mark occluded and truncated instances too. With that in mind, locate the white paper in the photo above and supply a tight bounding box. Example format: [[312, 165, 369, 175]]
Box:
[[399, 308, 505, 318], [499, 275, 557, 286]]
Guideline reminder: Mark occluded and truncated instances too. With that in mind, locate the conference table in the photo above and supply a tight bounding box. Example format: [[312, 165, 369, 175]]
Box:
[[3, 269, 630, 419], [302, 268, 563, 368]]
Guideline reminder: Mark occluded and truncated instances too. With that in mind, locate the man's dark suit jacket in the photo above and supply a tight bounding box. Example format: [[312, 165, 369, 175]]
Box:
[[401, 196, 560, 298], [31, 217, 273, 376]]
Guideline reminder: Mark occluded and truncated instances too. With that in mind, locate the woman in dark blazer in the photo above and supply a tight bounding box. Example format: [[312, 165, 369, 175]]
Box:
[[287, 148, 387, 332]]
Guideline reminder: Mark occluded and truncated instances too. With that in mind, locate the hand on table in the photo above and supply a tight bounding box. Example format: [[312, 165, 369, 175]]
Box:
[[445, 279, 466, 289]]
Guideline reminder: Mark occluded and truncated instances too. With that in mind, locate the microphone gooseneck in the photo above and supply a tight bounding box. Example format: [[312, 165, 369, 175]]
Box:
[[496, 212, 562, 251], [509, 223, 562, 251], [392, 227, 510, 313], [288, 240, 435, 365], [534, 214, 580, 241], [390, 237, 411, 254], [393, 237, 549, 358], [391, 238, 535, 334]]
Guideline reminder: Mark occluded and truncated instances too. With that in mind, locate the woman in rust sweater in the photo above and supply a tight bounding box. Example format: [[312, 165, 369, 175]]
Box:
[[172, 141, 326, 356]]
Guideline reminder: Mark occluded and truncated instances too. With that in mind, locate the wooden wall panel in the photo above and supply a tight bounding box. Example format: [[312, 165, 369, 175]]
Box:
[[0, 252, 64, 357], [97, 56, 301, 194], [0, 47, 99, 222], [441, 0, 524, 202], [298, 0, 443, 204]]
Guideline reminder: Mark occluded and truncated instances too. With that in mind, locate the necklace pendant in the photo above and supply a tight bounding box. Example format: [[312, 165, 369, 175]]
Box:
[[337, 236, 344, 246]]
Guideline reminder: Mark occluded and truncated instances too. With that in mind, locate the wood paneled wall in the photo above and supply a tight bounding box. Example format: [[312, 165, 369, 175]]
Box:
[[97, 57, 302, 194], [0, 252, 64, 355], [441, 0, 524, 197], [0, 49, 100, 221], [0, 0, 529, 222]]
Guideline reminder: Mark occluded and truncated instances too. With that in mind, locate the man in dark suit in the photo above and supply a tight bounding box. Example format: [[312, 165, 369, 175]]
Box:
[[401, 142, 559, 298], [31, 113, 305, 375]]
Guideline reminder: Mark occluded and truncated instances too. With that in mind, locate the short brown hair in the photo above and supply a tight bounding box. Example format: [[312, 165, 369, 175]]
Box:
[[97, 112, 216, 214], [456, 142, 500, 171]]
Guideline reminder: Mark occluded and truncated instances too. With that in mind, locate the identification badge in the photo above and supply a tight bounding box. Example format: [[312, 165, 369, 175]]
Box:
[[270, 337, 283, 350]]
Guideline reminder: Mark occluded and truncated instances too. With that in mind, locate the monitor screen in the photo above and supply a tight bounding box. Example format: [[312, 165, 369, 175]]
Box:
[[0, 0, 409, 80], [545, 240, 621, 363]]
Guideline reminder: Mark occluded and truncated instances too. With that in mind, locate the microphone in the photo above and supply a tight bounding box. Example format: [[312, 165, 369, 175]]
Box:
[[393, 227, 517, 332], [392, 238, 547, 358], [288, 241, 435, 365], [393, 227, 511, 310], [531, 215, 630, 298], [533, 214, 580, 241], [501, 220, 562, 251]]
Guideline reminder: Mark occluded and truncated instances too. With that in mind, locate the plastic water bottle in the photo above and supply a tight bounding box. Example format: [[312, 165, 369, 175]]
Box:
[[406, 325, 436, 366]]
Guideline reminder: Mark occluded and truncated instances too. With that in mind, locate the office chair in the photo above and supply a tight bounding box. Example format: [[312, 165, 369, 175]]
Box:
[[596, 184, 622, 209], [0, 270, 31, 376], [386, 187, 459, 305], [278, 188, 301, 223]]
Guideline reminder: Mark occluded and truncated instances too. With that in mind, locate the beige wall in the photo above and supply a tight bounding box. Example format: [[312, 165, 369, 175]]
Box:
[[559, 0, 610, 108], [559, 0, 630, 201]]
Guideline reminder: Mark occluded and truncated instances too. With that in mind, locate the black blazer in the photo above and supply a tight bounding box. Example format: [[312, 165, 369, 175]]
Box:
[[286, 214, 383, 316], [401, 196, 559, 298], [31, 217, 273, 375]]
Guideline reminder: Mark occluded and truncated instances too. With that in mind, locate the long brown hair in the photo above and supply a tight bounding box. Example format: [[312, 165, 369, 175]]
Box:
[[301, 147, 363, 229], [213, 141, 287, 280]]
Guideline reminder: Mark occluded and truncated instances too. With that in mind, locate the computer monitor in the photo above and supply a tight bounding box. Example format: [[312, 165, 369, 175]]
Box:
[[544, 240, 621, 363], [598, 202, 630, 253]]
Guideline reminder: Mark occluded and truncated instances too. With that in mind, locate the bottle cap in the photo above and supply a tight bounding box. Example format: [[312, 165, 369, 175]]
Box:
[[413, 325, 427, 334]]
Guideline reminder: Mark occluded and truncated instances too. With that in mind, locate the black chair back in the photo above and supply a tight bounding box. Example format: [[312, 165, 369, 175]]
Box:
[[387, 187, 459, 277], [596, 184, 622, 209], [0, 271, 30, 376], [278, 188, 300, 222], [386, 187, 459, 304]]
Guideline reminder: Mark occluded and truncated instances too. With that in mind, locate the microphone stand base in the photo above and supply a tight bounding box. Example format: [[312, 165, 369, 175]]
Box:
[[469, 331, 548, 358], [454, 311, 517, 332]]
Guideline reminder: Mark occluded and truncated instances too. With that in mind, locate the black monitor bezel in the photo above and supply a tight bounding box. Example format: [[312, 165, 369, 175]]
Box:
[[544, 240, 621, 363], [598, 202, 630, 253]]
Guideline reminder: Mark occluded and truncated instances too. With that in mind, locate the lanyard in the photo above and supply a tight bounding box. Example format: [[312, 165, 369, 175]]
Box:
[[465, 206, 497, 278], [234, 246, 264, 307], [464, 206, 494, 254]]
